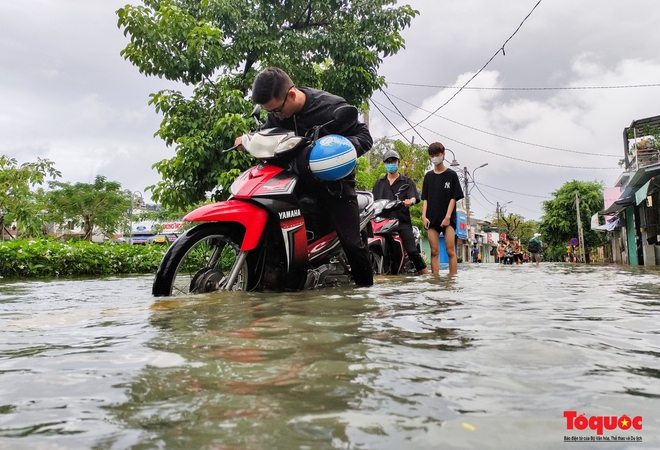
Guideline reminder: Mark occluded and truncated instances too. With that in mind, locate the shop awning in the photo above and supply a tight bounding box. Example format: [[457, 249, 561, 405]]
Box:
[[635, 177, 657, 205], [600, 196, 634, 215], [592, 216, 620, 232]]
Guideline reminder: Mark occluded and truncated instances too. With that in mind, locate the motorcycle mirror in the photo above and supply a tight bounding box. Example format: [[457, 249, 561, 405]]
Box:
[[395, 183, 409, 200], [251, 105, 264, 127], [332, 105, 358, 123], [312, 105, 359, 141]]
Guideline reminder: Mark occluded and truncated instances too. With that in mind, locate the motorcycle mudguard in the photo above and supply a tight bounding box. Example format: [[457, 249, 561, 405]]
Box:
[[183, 200, 268, 251]]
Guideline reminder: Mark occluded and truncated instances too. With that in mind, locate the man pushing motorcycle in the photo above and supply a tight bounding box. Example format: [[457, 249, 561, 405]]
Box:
[[234, 67, 374, 286]]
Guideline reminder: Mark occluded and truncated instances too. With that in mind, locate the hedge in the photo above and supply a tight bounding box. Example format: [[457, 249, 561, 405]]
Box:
[[0, 239, 167, 278]]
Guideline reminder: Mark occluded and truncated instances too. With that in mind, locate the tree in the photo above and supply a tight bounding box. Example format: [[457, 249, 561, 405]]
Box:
[[492, 212, 538, 244], [0, 156, 61, 240], [539, 180, 606, 261], [117, 0, 418, 209], [44, 176, 132, 241]]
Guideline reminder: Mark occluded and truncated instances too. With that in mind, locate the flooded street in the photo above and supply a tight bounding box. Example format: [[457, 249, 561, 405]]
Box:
[[1, 263, 659, 449]]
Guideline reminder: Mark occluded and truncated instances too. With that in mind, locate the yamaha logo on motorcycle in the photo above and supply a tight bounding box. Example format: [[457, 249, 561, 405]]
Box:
[[278, 209, 301, 220]]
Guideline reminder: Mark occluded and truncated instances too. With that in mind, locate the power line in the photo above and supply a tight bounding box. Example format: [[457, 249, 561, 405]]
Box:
[[369, 101, 412, 145], [387, 82, 660, 91], [470, 194, 491, 212], [472, 183, 497, 206], [471, 184, 545, 217], [412, 0, 545, 128], [370, 98, 619, 170], [477, 181, 552, 199], [380, 89, 428, 145], [381, 91, 620, 158]]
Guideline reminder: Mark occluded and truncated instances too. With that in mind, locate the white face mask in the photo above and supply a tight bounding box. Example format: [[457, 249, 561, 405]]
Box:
[[431, 155, 444, 166]]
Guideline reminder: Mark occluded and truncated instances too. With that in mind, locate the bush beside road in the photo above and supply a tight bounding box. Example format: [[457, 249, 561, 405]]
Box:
[[0, 239, 167, 278]]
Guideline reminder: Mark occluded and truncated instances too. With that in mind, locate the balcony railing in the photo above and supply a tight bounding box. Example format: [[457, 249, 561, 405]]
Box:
[[628, 146, 660, 172]]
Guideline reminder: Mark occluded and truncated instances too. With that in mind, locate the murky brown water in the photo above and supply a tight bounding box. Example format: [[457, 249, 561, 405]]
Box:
[[1, 264, 659, 449]]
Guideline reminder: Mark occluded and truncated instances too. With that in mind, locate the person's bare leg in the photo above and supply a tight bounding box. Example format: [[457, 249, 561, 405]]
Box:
[[427, 227, 440, 275], [444, 226, 458, 274]]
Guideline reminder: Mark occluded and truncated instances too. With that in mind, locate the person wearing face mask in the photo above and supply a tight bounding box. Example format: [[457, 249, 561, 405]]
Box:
[[421, 142, 464, 275], [372, 149, 428, 274]]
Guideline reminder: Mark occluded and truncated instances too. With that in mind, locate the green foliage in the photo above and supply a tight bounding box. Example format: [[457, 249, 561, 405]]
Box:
[[369, 138, 428, 188], [0, 156, 61, 238], [146, 82, 255, 208], [491, 213, 538, 243], [626, 124, 660, 142], [0, 239, 166, 278], [539, 180, 607, 260], [355, 156, 381, 191], [134, 205, 189, 222], [44, 175, 132, 241], [117, 0, 418, 209]]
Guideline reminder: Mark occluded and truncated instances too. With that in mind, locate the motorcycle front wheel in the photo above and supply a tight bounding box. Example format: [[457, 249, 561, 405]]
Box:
[[369, 249, 384, 274], [152, 223, 252, 296]]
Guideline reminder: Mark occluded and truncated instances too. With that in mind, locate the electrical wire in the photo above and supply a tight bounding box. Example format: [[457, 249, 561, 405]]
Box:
[[381, 91, 620, 157], [474, 184, 546, 215], [380, 89, 429, 145], [370, 101, 412, 145], [387, 82, 660, 91], [412, 0, 545, 127], [469, 195, 491, 212], [476, 182, 552, 199], [370, 98, 619, 170], [472, 183, 497, 206]]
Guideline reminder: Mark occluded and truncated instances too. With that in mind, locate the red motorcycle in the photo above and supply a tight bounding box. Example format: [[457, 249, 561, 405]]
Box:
[[152, 106, 375, 296], [368, 185, 422, 275]]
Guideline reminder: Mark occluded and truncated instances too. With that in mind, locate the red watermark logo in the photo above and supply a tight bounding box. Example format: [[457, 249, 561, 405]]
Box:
[[564, 411, 642, 436]]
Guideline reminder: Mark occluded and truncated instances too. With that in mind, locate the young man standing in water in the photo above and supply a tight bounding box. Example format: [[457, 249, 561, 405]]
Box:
[[421, 142, 464, 275]]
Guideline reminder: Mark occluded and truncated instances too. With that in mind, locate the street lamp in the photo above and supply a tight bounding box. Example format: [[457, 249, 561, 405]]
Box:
[[496, 200, 512, 237], [463, 163, 489, 246], [129, 191, 143, 245], [445, 148, 461, 167], [470, 163, 488, 193]]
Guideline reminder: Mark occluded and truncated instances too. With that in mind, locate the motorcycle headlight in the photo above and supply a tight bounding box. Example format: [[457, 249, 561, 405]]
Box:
[[274, 136, 303, 155]]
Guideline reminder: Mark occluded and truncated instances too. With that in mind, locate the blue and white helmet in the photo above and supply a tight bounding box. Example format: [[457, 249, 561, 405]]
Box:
[[308, 135, 357, 181]]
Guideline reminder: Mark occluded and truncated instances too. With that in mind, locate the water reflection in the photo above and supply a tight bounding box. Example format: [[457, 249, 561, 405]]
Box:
[[0, 265, 659, 449]]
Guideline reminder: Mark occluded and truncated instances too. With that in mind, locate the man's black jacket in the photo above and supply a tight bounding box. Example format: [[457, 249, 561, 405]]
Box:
[[263, 87, 372, 157]]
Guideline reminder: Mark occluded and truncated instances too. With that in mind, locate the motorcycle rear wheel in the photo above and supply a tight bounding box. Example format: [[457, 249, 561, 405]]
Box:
[[152, 223, 251, 296]]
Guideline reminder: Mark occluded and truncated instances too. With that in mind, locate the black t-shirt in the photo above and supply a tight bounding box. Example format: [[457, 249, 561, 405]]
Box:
[[421, 168, 464, 230], [372, 174, 420, 224]]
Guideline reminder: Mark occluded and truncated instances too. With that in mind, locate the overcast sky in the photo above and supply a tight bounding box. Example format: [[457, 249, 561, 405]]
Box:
[[2, 0, 660, 221]]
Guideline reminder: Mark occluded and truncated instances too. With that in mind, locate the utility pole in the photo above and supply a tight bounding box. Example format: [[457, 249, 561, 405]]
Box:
[[496, 201, 500, 236], [363, 107, 371, 168], [464, 166, 471, 244], [575, 191, 587, 263]]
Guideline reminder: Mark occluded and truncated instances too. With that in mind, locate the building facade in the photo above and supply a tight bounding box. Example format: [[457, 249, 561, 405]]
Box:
[[599, 115, 660, 266]]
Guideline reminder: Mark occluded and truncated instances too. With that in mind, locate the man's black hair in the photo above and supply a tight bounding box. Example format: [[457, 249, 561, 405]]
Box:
[[252, 67, 293, 105]]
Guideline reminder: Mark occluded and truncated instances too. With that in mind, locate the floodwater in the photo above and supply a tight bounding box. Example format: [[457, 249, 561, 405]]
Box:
[[0, 263, 659, 449]]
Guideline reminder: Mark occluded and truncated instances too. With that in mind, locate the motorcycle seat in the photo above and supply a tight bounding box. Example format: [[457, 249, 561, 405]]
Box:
[[356, 191, 373, 213]]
